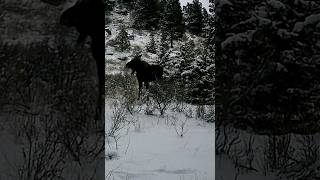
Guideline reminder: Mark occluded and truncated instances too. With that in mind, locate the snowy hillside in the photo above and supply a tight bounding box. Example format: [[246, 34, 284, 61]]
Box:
[[105, 10, 206, 75], [105, 2, 214, 179]]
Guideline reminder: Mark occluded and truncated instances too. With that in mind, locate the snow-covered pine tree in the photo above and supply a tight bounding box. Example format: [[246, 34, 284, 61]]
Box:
[[180, 39, 196, 73], [183, 0, 204, 36], [146, 31, 157, 54], [119, 0, 134, 9], [216, 0, 320, 134], [207, 0, 214, 104], [160, 0, 185, 47], [114, 26, 130, 52], [132, 0, 161, 30], [179, 38, 214, 104], [105, 0, 115, 24], [202, 8, 210, 38], [208, 0, 214, 50], [191, 0, 215, 105], [159, 31, 169, 59], [195, 45, 214, 105], [105, 0, 115, 12], [179, 38, 195, 100], [171, 0, 215, 105]]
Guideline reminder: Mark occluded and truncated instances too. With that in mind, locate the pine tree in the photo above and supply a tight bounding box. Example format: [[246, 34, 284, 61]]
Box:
[[183, 0, 204, 36], [160, 0, 185, 47], [159, 0, 167, 15], [105, 0, 115, 24], [180, 39, 196, 66], [208, 0, 214, 59], [202, 8, 210, 37], [216, 0, 320, 133], [132, 0, 161, 30], [159, 31, 169, 59], [105, 0, 115, 13], [119, 0, 134, 9], [115, 26, 130, 52], [146, 31, 157, 54], [179, 38, 214, 104], [180, 0, 214, 105], [187, 50, 214, 104]]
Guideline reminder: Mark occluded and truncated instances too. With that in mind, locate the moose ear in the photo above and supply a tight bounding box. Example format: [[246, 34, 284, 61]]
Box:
[[41, 0, 65, 6]]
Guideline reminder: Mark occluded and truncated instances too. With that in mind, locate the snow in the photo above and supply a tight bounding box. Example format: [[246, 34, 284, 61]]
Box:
[[293, 22, 304, 32], [221, 31, 255, 50], [304, 13, 320, 25], [293, 13, 320, 32], [216, 155, 277, 180], [215, 122, 320, 180], [105, 100, 215, 180], [180, 0, 210, 11], [267, 0, 286, 10]]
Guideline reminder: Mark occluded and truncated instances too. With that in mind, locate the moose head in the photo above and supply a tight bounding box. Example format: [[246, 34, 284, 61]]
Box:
[[60, 0, 105, 44], [125, 54, 142, 74]]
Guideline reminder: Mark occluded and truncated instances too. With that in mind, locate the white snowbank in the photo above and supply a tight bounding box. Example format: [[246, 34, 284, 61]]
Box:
[[105, 101, 215, 180]]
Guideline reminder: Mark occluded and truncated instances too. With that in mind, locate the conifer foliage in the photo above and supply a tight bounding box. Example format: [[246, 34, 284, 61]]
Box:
[[160, 0, 185, 47], [216, 0, 320, 134], [183, 0, 204, 36], [146, 31, 157, 54], [132, 0, 161, 30], [114, 26, 130, 52]]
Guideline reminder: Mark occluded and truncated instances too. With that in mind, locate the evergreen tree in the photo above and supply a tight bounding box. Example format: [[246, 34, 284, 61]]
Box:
[[179, 38, 214, 104], [132, 0, 161, 30], [180, 39, 196, 68], [105, 0, 115, 13], [146, 31, 157, 54], [105, 0, 115, 24], [160, 0, 185, 47], [185, 49, 214, 104], [202, 8, 210, 37], [159, 0, 167, 16], [119, 0, 134, 9], [159, 31, 169, 59], [216, 0, 320, 134], [114, 26, 130, 52], [183, 0, 204, 36], [208, 0, 214, 59]]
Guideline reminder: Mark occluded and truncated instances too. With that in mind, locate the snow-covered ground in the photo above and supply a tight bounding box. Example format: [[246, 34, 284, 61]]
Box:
[[105, 100, 215, 180], [105, 6, 214, 180]]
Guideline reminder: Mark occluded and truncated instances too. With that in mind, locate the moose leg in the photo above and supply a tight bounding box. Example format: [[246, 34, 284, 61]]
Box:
[[94, 73, 105, 121], [91, 38, 105, 121], [145, 82, 150, 101], [95, 58, 105, 121]]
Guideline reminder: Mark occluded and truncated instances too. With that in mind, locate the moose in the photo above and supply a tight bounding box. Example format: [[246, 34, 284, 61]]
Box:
[[60, 0, 105, 99], [125, 55, 164, 99], [43, 0, 105, 119]]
